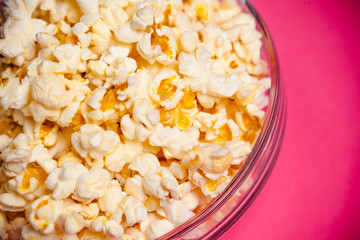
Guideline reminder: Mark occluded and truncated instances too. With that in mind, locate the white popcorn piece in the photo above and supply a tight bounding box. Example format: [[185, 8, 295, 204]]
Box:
[[73, 168, 112, 204], [91, 216, 124, 238], [28, 195, 63, 234], [181, 189, 202, 211], [115, 21, 144, 44], [0, 191, 27, 212], [201, 23, 232, 58], [31, 73, 76, 110], [124, 227, 146, 240], [137, 26, 177, 65], [0, 75, 31, 111], [105, 139, 143, 172], [143, 167, 178, 199], [169, 162, 187, 180], [40, 0, 70, 23], [180, 31, 197, 52], [45, 162, 88, 200], [6, 161, 48, 201], [71, 124, 120, 167], [77, 0, 100, 26], [1, 134, 33, 178], [205, 73, 241, 98], [80, 202, 100, 226], [0, 134, 11, 152], [53, 44, 86, 73], [121, 99, 160, 142], [149, 124, 199, 160], [160, 199, 195, 226], [31, 144, 57, 174], [149, 69, 184, 110], [99, 180, 126, 214], [189, 144, 233, 180], [0, 0, 46, 59], [36, 32, 60, 47], [128, 153, 160, 176], [121, 196, 147, 226], [99, 0, 129, 30], [226, 140, 252, 165], [125, 175, 147, 203], [58, 211, 85, 235], [22, 224, 79, 240], [146, 218, 175, 239], [90, 20, 113, 55], [131, 3, 154, 31]]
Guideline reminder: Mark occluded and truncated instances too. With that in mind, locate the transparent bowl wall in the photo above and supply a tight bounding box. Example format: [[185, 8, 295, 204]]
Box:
[[158, 0, 286, 239]]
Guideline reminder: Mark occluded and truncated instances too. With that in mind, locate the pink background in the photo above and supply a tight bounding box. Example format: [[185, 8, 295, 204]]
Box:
[[221, 0, 360, 239]]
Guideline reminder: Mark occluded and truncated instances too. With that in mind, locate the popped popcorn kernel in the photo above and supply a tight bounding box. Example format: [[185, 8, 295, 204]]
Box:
[[216, 123, 232, 143], [100, 87, 121, 112], [205, 175, 229, 193], [240, 111, 262, 143], [194, 3, 209, 21], [151, 31, 173, 59], [157, 75, 178, 101], [19, 163, 47, 193]]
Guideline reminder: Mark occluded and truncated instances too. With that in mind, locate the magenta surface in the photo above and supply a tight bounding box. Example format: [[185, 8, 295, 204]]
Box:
[[221, 0, 360, 239]]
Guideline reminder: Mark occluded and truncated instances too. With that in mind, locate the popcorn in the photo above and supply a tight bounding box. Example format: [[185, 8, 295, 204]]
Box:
[[121, 196, 147, 226], [105, 139, 143, 172], [0, 74, 31, 110], [22, 224, 79, 240], [71, 124, 120, 167], [53, 44, 86, 73], [91, 216, 124, 238], [128, 153, 161, 176], [121, 99, 160, 141], [45, 162, 88, 200], [149, 124, 199, 159], [0, 0, 270, 238], [0, 191, 27, 212], [99, 180, 126, 214], [143, 167, 178, 199], [160, 199, 195, 226], [31, 73, 76, 110], [180, 31, 197, 52], [124, 175, 147, 202], [115, 22, 144, 44], [149, 69, 184, 110], [131, 3, 154, 31], [0, 0, 46, 60], [28, 195, 63, 234], [201, 175, 232, 197], [146, 218, 175, 239], [73, 168, 112, 204], [6, 162, 47, 201], [137, 26, 177, 65], [58, 211, 85, 235], [99, 0, 129, 30], [1, 133, 33, 178]]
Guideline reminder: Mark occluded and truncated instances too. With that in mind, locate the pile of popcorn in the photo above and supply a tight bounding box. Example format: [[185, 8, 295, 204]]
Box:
[[0, 0, 270, 239]]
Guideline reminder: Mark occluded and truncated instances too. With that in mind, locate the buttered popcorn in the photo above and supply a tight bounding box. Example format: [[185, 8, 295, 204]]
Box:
[[0, 0, 270, 239]]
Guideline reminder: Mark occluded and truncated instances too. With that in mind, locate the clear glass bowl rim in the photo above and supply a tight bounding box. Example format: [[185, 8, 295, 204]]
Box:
[[159, 0, 286, 239]]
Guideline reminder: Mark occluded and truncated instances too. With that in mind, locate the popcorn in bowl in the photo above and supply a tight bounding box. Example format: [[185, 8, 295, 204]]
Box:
[[0, 0, 270, 239]]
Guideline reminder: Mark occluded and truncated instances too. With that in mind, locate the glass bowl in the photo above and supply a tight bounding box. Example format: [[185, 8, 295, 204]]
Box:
[[158, 0, 286, 239]]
